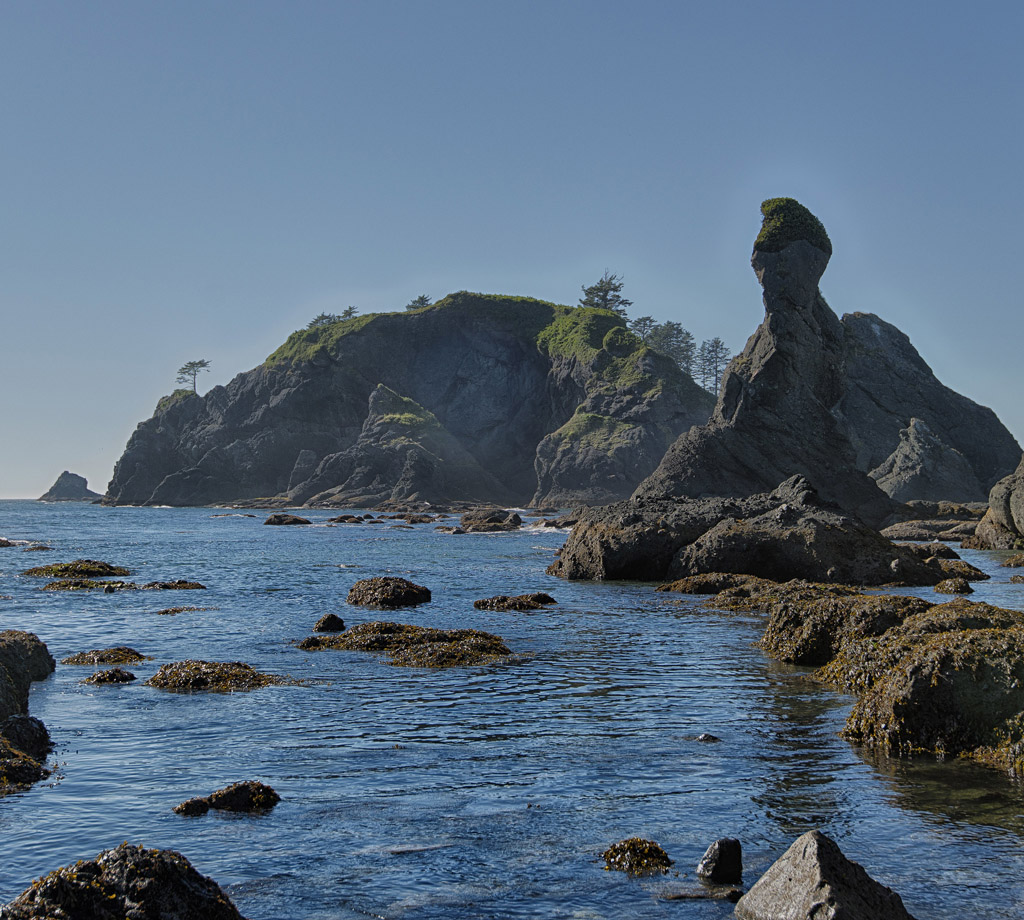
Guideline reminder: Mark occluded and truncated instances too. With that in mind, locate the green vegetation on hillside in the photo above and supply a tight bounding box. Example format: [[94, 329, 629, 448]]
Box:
[[549, 411, 633, 452], [265, 313, 377, 366], [156, 389, 197, 412], [754, 197, 832, 255]]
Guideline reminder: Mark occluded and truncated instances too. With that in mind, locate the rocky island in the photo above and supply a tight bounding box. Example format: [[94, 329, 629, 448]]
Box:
[[104, 293, 714, 508], [37, 471, 101, 502]]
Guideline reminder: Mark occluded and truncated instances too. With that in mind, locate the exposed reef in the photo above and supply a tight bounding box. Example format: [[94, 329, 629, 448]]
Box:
[[145, 660, 292, 692]]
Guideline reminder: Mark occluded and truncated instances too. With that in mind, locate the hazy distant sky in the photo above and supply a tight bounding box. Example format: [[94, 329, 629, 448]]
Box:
[[2, 1, 1021, 498]]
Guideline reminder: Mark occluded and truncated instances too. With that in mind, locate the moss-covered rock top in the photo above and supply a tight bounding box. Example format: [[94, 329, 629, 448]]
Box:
[[754, 197, 832, 255]]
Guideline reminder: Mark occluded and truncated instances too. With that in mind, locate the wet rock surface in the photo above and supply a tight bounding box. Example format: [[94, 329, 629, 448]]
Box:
[[0, 842, 247, 920], [0, 634, 55, 793], [0, 631, 56, 721], [145, 660, 292, 692], [735, 830, 914, 920], [312, 613, 346, 632], [459, 509, 523, 532], [969, 454, 1024, 549], [934, 577, 972, 594], [175, 779, 280, 816], [42, 579, 206, 592], [84, 667, 138, 684], [62, 647, 151, 666], [473, 592, 557, 611], [550, 476, 945, 586], [23, 559, 131, 578], [601, 837, 673, 876], [297, 621, 513, 668], [346, 576, 431, 608], [696, 837, 742, 884], [263, 513, 312, 525]]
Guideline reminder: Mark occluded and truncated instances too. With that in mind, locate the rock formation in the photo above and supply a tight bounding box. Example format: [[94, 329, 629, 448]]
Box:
[[735, 830, 915, 920], [104, 293, 714, 507], [37, 471, 101, 502], [548, 475, 948, 585], [0, 631, 56, 793], [967, 454, 1024, 549], [634, 199, 1017, 522], [1, 843, 247, 919]]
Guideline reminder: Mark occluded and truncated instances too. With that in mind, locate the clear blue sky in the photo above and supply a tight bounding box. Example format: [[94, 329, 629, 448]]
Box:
[[2, 0, 1021, 498]]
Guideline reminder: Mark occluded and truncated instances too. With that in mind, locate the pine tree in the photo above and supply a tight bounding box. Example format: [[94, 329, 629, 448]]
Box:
[[175, 360, 210, 393], [647, 321, 696, 376], [579, 271, 632, 317]]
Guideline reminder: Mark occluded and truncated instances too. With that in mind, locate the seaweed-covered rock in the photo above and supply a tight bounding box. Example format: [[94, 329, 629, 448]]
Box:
[[1, 715, 52, 762], [1002, 553, 1024, 568], [175, 780, 280, 816], [0, 737, 51, 791], [473, 593, 557, 611], [42, 579, 206, 592], [154, 606, 209, 616], [696, 837, 742, 884], [347, 577, 431, 608], [935, 558, 988, 581], [1012, 574, 1024, 584], [263, 513, 311, 525], [1, 842, 247, 919], [84, 667, 138, 684], [934, 577, 972, 595], [23, 559, 131, 578], [313, 613, 346, 632], [735, 830, 915, 920], [657, 573, 771, 595], [62, 647, 150, 666], [459, 509, 523, 532], [145, 660, 290, 692], [297, 621, 512, 668], [602, 837, 673, 876]]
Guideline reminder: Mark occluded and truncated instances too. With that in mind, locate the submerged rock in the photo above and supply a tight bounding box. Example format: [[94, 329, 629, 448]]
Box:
[[23, 559, 130, 578], [297, 621, 512, 668], [175, 780, 280, 816], [1, 842, 247, 919], [145, 660, 291, 692], [61, 647, 150, 666], [735, 830, 915, 920], [37, 471, 102, 502], [602, 837, 673, 876], [347, 576, 431, 608], [473, 593, 557, 611]]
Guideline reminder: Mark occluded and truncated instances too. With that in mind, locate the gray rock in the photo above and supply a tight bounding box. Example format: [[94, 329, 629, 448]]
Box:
[[1, 842, 247, 919], [868, 418, 984, 503], [968, 454, 1024, 549], [263, 513, 311, 525], [696, 837, 742, 884], [735, 830, 915, 920], [37, 471, 102, 502]]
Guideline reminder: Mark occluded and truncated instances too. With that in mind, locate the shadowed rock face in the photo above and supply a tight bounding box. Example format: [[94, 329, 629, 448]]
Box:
[[104, 294, 713, 508], [970, 454, 1024, 549], [635, 217, 896, 528], [633, 198, 1018, 522]]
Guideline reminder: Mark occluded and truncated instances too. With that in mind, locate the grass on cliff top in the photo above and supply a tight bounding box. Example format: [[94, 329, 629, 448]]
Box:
[[754, 197, 832, 255], [155, 389, 198, 412]]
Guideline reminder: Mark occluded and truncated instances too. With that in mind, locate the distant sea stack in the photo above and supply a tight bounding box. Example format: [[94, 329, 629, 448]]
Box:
[[633, 198, 1019, 526], [104, 294, 715, 508], [38, 472, 101, 502]]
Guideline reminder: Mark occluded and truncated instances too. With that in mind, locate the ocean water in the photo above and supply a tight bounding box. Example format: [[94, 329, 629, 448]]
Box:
[[1, 499, 1023, 918]]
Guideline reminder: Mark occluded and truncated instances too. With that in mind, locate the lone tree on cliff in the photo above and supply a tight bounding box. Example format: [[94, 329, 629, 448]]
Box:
[[405, 294, 432, 310], [176, 359, 211, 393], [579, 271, 632, 317]]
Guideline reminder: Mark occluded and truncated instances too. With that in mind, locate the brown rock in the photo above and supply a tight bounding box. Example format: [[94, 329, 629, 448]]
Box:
[[347, 576, 431, 608]]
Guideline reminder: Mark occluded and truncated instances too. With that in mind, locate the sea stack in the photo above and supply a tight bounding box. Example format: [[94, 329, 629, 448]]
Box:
[[38, 471, 101, 502]]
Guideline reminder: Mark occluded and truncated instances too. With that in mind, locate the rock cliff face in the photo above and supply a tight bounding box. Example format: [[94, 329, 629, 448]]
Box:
[[969, 454, 1024, 549], [634, 199, 1018, 523], [38, 471, 101, 502], [105, 293, 714, 507]]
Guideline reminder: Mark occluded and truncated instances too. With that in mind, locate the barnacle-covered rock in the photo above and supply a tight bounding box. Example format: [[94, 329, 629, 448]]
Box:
[[145, 660, 290, 692], [84, 667, 137, 684], [298, 621, 512, 668], [62, 647, 150, 666], [23, 559, 130, 578], [473, 593, 556, 611], [175, 780, 280, 816], [312, 613, 346, 632], [0, 842, 247, 919], [934, 577, 972, 595], [346, 577, 431, 608]]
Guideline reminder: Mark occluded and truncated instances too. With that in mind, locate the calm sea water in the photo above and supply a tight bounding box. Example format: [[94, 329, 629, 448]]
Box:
[[1, 500, 1023, 918]]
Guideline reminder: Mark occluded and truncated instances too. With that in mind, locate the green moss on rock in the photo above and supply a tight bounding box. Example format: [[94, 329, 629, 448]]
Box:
[[23, 559, 130, 578], [602, 837, 673, 876], [754, 197, 832, 255]]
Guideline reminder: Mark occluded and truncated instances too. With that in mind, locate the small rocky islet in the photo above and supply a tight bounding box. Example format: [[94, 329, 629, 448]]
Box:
[[9, 198, 1024, 917]]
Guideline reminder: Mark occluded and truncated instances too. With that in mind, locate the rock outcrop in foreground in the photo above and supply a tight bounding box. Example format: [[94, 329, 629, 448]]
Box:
[[634, 198, 1017, 523], [37, 471, 101, 502], [0, 630, 56, 794], [735, 830, 915, 920], [104, 293, 714, 508], [2, 843, 246, 920], [548, 476, 946, 585]]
